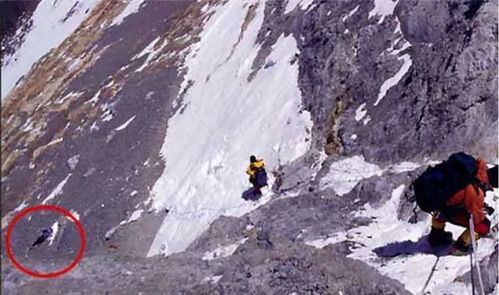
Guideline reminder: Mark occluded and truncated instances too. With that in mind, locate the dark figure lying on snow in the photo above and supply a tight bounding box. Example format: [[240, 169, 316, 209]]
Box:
[[28, 227, 53, 251]]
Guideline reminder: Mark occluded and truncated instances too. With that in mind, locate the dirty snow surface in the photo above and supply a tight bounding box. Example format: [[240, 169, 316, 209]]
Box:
[[202, 238, 248, 261], [307, 184, 498, 295], [319, 155, 383, 196], [147, 0, 312, 256]]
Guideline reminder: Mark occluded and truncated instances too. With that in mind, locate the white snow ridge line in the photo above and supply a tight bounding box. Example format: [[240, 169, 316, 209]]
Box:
[[115, 115, 136, 131], [374, 53, 412, 106], [342, 5, 359, 22], [14, 201, 29, 212], [104, 209, 143, 240], [42, 174, 72, 204]]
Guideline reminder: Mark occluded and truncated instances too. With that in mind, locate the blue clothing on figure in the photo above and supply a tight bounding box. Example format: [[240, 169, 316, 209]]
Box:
[[28, 227, 53, 250]]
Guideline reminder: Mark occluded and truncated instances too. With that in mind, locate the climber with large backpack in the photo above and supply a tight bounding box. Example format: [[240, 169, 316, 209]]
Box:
[[246, 155, 267, 195], [413, 152, 497, 256]]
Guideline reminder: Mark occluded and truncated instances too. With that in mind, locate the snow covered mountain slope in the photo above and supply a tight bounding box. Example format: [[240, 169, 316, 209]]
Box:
[[147, 0, 312, 257], [1, 0, 497, 294]]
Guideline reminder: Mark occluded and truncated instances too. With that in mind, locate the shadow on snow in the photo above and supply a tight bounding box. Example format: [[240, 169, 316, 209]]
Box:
[[241, 188, 262, 201], [373, 235, 453, 258]]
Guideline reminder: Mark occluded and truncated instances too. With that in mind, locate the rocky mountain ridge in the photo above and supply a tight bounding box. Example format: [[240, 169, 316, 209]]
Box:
[[1, 0, 497, 294]]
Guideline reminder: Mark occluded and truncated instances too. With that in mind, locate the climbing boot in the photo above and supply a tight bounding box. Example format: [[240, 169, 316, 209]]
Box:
[[428, 227, 453, 247], [449, 238, 471, 256]]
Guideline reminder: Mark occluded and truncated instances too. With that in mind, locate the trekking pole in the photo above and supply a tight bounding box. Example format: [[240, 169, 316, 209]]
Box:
[[421, 256, 440, 294], [469, 215, 485, 295], [469, 247, 475, 295]]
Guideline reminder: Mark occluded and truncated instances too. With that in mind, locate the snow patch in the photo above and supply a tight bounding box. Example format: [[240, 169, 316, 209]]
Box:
[[90, 121, 100, 131], [125, 209, 143, 223], [374, 19, 412, 106], [66, 57, 82, 72], [308, 186, 498, 294], [69, 209, 81, 221], [115, 115, 136, 131], [104, 209, 144, 239], [319, 157, 426, 196], [284, 0, 315, 14], [46, 137, 63, 147], [363, 116, 371, 125], [14, 200, 29, 212], [133, 37, 168, 72], [67, 154, 80, 170], [202, 238, 248, 261], [202, 275, 223, 284], [111, 0, 145, 26], [42, 174, 72, 204], [374, 53, 412, 106], [342, 5, 359, 22], [354, 103, 367, 121], [148, 0, 312, 257], [102, 112, 114, 122], [47, 221, 59, 245], [21, 118, 35, 132], [135, 41, 168, 72], [55, 91, 83, 104], [388, 161, 420, 173], [368, 0, 398, 24], [319, 155, 383, 196], [87, 89, 101, 105], [306, 232, 347, 248]]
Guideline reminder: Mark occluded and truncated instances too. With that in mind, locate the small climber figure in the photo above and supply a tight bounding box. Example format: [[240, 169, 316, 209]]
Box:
[[28, 227, 53, 251], [246, 155, 268, 194]]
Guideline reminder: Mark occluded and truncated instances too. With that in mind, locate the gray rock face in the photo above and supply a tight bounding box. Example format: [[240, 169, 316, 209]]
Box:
[[341, 0, 498, 164], [251, 0, 497, 164], [3, 188, 410, 295], [1, 0, 497, 294]]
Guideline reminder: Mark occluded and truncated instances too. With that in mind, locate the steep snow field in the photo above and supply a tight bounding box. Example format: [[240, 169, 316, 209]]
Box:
[[1, 0, 101, 100], [147, 0, 313, 256]]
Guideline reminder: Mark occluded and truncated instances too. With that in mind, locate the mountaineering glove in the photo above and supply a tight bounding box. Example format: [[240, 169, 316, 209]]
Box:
[[484, 203, 495, 215], [475, 217, 491, 237]]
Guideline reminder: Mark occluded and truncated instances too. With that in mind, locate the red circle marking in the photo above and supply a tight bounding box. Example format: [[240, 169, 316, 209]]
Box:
[[5, 205, 86, 279]]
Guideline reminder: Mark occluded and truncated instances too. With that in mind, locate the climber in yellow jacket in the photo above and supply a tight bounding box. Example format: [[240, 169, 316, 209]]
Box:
[[246, 155, 267, 194]]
